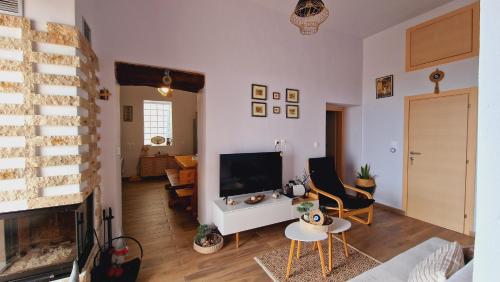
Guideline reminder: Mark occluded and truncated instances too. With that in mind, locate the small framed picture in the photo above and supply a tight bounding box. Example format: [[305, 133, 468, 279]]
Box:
[[376, 75, 393, 99], [286, 89, 299, 103], [123, 105, 133, 122], [252, 84, 267, 100], [252, 102, 267, 117], [273, 106, 280, 114], [273, 92, 280, 100], [286, 105, 299, 119]]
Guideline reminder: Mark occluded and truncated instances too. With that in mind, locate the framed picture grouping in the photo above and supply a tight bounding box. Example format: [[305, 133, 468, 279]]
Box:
[[252, 102, 267, 117], [375, 75, 393, 99], [252, 84, 267, 100], [286, 105, 299, 119], [286, 88, 299, 103]]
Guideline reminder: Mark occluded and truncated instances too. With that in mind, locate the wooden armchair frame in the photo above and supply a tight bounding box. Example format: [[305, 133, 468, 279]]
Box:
[[307, 163, 374, 225]]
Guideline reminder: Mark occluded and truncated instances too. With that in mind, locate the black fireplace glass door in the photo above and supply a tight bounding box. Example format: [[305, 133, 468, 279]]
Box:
[[3, 218, 18, 267], [0, 206, 77, 281]]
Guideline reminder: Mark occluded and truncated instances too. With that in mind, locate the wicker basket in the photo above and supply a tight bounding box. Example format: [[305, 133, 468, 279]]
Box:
[[300, 215, 334, 232], [193, 233, 224, 254]]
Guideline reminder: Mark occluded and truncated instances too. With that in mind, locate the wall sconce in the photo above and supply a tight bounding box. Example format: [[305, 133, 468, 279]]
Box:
[[99, 88, 111, 100]]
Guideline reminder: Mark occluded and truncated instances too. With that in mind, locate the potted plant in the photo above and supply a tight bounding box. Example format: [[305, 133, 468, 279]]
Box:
[[193, 224, 223, 254], [297, 201, 314, 221], [355, 164, 376, 193]]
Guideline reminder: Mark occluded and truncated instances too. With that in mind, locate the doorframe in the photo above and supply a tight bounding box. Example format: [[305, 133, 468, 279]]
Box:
[[402, 87, 478, 235], [326, 103, 345, 181]]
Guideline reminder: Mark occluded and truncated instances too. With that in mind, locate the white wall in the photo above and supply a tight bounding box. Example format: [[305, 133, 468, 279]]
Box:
[[474, 0, 500, 280], [343, 106, 363, 184], [360, 0, 479, 209], [25, 0, 75, 29], [76, 0, 363, 226], [120, 86, 197, 177], [74, 0, 123, 235]]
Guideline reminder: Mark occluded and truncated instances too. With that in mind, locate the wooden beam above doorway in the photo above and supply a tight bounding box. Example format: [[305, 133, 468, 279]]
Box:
[[115, 62, 205, 93]]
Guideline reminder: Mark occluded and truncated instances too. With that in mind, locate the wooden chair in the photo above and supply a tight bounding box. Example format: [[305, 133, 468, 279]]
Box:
[[165, 169, 194, 209], [307, 157, 374, 225]]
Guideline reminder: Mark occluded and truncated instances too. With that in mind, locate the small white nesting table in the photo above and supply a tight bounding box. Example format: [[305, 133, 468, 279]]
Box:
[[326, 217, 351, 271], [284, 222, 328, 278]]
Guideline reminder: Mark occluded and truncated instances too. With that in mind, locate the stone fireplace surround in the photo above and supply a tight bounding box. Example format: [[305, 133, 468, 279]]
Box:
[[0, 13, 102, 281]]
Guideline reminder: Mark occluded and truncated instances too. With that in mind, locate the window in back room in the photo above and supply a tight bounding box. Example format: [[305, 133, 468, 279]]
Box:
[[143, 100, 173, 146]]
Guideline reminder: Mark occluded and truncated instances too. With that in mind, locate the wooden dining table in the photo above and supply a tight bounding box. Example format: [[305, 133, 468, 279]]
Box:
[[174, 155, 197, 169]]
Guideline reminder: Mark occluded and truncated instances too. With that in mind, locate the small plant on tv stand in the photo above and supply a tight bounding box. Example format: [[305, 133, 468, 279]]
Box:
[[294, 169, 311, 197]]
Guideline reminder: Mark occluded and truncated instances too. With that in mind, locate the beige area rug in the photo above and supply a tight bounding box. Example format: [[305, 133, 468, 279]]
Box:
[[255, 236, 380, 282]]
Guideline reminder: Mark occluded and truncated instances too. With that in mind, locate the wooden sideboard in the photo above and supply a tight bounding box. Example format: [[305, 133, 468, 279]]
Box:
[[140, 155, 176, 177]]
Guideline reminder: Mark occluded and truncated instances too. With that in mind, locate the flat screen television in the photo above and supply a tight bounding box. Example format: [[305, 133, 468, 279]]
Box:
[[220, 152, 282, 197]]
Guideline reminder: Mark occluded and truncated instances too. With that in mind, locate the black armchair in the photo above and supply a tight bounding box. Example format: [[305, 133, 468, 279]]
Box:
[[308, 157, 374, 225]]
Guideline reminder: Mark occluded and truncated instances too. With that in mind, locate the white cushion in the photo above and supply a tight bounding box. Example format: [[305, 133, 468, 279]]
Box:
[[408, 241, 464, 282], [349, 237, 449, 282], [447, 260, 473, 282]]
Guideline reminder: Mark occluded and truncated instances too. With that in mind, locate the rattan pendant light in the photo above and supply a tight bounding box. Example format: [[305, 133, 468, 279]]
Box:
[[157, 70, 173, 97], [290, 0, 329, 35]]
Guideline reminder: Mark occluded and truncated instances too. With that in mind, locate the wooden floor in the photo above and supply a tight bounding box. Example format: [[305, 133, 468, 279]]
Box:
[[123, 179, 474, 282]]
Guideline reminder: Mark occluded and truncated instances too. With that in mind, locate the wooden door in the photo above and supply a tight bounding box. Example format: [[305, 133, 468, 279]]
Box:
[[326, 111, 338, 163], [326, 104, 344, 180], [406, 93, 470, 233]]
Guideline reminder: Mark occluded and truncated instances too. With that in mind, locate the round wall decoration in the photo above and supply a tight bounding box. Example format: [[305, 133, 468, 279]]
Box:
[[151, 136, 166, 145], [308, 210, 325, 226], [429, 68, 445, 94]]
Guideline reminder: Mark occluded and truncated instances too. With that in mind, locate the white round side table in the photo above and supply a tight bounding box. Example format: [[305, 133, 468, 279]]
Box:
[[284, 222, 328, 278], [326, 217, 351, 271]]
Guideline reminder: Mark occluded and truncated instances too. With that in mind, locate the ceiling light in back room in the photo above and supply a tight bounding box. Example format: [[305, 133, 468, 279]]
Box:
[[157, 70, 173, 97]]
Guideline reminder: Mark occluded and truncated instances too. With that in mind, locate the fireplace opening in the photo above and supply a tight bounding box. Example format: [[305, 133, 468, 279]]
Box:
[[0, 194, 94, 282]]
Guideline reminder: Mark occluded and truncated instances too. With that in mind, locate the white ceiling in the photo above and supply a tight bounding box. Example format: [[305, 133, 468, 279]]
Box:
[[256, 0, 455, 38]]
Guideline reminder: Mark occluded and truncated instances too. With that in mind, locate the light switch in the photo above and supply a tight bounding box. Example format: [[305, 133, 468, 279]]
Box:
[[389, 141, 398, 153]]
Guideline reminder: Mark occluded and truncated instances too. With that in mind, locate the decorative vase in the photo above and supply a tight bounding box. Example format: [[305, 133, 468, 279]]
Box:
[[193, 233, 224, 254]]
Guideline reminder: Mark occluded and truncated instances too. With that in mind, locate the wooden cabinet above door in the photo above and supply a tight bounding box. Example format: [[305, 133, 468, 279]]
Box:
[[406, 2, 479, 72]]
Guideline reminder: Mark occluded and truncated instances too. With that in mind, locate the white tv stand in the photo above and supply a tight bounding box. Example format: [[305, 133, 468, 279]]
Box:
[[212, 191, 319, 247]]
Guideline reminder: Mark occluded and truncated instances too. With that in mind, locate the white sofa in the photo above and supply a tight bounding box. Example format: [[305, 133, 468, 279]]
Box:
[[350, 237, 473, 282]]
